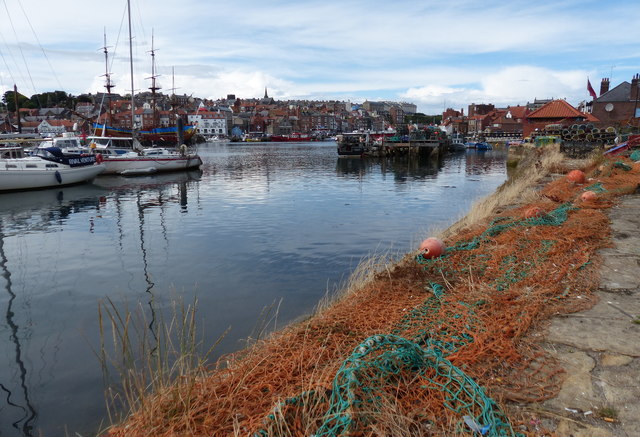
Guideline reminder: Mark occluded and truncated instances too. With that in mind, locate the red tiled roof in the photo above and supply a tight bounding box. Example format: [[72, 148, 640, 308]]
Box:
[[44, 120, 75, 127], [583, 112, 600, 122], [507, 105, 528, 119], [527, 100, 583, 119]]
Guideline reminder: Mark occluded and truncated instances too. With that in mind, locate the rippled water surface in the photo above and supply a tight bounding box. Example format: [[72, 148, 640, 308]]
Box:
[[0, 141, 508, 436]]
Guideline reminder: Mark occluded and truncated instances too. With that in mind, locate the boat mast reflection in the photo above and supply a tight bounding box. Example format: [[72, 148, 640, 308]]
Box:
[[0, 228, 37, 437]]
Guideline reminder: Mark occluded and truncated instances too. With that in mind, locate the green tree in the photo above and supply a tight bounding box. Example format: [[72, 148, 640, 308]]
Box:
[[77, 94, 93, 104], [405, 113, 442, 125], [2, 91, 31, 112]]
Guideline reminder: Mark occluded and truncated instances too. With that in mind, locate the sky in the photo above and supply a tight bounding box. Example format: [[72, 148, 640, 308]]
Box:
[[1, 0, 639, 114]]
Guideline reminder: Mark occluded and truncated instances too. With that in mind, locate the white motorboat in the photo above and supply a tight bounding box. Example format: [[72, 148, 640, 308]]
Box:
[[1, 145, 105, 192], [87, 136, 203, 176]]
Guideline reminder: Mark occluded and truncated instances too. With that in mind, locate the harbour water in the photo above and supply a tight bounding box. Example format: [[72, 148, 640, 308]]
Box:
[[0, 141, 508, 436]]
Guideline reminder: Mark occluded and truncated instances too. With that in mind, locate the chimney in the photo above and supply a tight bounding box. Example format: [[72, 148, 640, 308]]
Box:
[[631, 74, 640, 102], [600, 78, 610, 96]]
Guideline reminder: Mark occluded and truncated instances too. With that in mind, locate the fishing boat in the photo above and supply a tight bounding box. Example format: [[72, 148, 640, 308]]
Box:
[[449, 132, 466, 151], [336, 132, 372, 157], [1, 145, 105, 192], [475, 142, 493, 150]]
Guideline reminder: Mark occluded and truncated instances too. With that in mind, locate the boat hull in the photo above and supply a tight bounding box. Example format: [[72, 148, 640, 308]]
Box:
[[268, 134, 311, 142], [337, 148, 367, 157], [100, 155, 203, 175], [0, 162, 105, 192]]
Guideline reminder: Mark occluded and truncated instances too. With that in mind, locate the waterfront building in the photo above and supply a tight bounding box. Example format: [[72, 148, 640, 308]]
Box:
[[591, 75, 640, 127], [38, 119, 76, 135], [188, 110, 228, 136], [523, 99, 599, 137]]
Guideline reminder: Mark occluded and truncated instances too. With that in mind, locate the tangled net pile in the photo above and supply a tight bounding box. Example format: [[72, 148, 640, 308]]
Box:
[[107, 156, 640, 436]]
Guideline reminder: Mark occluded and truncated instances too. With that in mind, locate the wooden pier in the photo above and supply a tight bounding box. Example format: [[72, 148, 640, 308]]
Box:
[[369, 139, 448, 158]]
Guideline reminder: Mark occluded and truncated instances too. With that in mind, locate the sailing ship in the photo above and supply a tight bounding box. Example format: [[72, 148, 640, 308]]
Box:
[[92, 28, 196, 146], [88, 1, 202, 176]]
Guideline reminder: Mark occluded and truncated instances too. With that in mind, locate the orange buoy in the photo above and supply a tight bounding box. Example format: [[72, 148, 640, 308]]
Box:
[[524, 206, 544, 218], [581, 190, 597, 201], [567, 169, 586, 184], [419, 237, 445, 259]]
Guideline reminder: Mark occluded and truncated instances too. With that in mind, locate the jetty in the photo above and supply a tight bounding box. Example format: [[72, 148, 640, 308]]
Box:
[[337, 129, 449, 158]]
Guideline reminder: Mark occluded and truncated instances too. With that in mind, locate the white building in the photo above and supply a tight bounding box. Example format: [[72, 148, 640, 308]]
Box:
[[38, 119, 76, 136], [188, 110, 228, 136]]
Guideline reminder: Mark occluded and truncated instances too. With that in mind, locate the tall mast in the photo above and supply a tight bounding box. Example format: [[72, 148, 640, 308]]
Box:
[[127, 0, 135, 133], [147, 30, 161, 129], [101, 29, 115, 127], [13, 84, 21, 133]]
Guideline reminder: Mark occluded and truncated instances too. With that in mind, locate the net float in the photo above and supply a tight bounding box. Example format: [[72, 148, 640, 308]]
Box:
[[419, 237, 445, 259], [524, 206, 544, 218], [581, 190, 597, 201], [567, 169, 586, 184]]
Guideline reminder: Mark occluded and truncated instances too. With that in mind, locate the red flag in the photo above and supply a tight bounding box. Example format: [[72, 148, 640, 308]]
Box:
[[587, 78, 597, 99]]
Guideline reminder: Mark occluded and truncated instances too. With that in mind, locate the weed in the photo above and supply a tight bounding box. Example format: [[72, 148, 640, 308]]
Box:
[[597, 405, 618, 420]]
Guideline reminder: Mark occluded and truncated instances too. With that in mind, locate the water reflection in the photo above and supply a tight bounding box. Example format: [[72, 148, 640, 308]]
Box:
[[1, 230, 36, 436], [0, 173, 201, 436], [0, 185, 110, 437], [335, 155, 443, 182]]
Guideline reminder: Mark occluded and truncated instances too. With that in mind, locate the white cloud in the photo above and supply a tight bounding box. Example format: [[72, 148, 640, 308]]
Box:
[[481, 66, 585, 102], [401, 66, 592, 113]]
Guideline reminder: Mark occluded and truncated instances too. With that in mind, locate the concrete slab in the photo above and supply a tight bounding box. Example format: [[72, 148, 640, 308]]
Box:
[[599, 252, 640, 291], [542, 350, 598, 412], [555, 420, 615, 437], [596, 358, 640, 436], [546, 292, 640, 356], [532, 194, 640, 436]]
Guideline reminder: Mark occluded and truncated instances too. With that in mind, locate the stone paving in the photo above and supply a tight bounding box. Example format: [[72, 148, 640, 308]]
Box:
[[537, 194, 640, 436]]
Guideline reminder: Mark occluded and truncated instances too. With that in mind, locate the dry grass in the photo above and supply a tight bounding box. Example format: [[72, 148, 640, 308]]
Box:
[[442, 144, 564, 240], [314, 249, 399, 314], [98, 297, 226, 433]]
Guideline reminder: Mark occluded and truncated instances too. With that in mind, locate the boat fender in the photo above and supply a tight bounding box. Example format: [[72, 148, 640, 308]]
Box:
[[567, 169, 586, 184], [55, 170, 62, 184], [419, 237, 445, 259], [581, 191, 597, 202], [96, 153, 104, 164]]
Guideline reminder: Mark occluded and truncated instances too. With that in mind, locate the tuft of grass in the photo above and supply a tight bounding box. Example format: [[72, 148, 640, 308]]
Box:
[[97, 297, 226, 432], [315, 249, 398, 314], [597, 405, 618, 420]]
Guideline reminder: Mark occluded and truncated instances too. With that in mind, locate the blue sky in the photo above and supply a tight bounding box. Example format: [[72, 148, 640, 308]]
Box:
[[1, 0, 639, 114]]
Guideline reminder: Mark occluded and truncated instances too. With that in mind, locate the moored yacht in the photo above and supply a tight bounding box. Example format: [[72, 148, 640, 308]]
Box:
[[1, 145, 105, 192], [87, 136, 202, 176]]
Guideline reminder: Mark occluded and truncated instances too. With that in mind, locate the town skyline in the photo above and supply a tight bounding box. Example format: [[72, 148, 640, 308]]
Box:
[[1, 0, 638, 114]]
